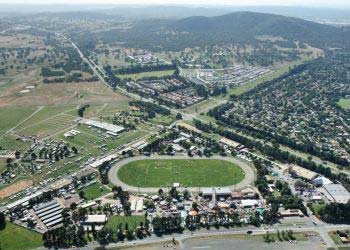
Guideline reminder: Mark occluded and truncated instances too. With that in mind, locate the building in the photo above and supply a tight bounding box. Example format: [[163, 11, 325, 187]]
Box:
[[84, 120, 124, 134], [240, 199, 259, 208], [219, 137, 240, 149], [34, 199, 63, 228], [313, 176, 333, 187], [202, 187, 232, 200], [82, 215, 108, 231], [5, 190, 44, 211], [290, 165, 318, 180], [323, 184, 350, 204], [90, 154, 118, 168], [279, 209, 304, 218]]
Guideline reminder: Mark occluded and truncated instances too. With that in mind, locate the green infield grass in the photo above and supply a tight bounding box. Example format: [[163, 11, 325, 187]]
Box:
[[118, 159, 244, 187], [80, 182, 110, 200], [105, 215, 146, 233]]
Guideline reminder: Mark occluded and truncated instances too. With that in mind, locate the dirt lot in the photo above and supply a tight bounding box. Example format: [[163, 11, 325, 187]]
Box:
[[0, 179, 33, 199]]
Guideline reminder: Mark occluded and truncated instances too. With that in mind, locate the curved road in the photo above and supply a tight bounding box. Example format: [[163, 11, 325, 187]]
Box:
[[108, 155, 255, 193]]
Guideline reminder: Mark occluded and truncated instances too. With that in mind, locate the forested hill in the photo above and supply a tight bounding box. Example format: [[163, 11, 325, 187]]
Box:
[[165, 11, 349, 48], [95, 11, 350, 51]]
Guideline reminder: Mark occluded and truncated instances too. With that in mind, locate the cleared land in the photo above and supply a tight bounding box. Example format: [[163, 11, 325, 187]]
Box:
[[105, 215, 146, 233], [118, 159, 244, 187], [338, 98, 350, 110], [0, 179, 33, 199], [0, 222, 43, 250], [117, 70, 175, 80]]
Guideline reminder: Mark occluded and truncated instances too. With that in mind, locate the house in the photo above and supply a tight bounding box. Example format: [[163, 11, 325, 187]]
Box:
[[82, 215, 108, 231]]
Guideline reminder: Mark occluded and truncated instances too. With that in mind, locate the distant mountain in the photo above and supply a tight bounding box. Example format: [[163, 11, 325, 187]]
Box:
[[99, 11, 350, 51], [168, 12, 345, 45]]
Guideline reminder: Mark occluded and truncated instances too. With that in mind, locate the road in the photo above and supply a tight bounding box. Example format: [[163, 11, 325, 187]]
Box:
[[108, 155, 255, 193], [58, 223, 350, 250]]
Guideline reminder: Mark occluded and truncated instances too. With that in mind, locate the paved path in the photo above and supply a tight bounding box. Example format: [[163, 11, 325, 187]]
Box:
[[108, 155, 255, 193]]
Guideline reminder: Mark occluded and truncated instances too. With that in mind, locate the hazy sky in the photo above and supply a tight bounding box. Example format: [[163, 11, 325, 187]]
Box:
[[0, 0, 349, 7]]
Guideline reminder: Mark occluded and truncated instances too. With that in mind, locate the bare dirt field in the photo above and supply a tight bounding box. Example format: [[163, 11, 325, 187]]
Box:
[[0, 179, 33, 199]]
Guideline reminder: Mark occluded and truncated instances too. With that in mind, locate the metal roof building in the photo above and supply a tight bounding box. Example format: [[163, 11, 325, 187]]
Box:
[[323, 184, 350, 204], [84, 120, 124, 134]]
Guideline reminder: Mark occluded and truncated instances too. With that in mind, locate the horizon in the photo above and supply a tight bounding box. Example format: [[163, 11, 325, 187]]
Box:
[[0, 1, 349, 8]]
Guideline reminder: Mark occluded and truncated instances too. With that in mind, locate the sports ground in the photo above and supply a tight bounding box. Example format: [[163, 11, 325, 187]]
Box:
[[116, 157, 248, 188]]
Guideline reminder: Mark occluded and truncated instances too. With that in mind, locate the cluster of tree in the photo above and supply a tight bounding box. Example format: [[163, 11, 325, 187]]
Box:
[[41, 67, 65, 77], [98, 161, 111, 185], [152, 216, 183, 235], [0, 212, 5, 230], [112, 186, 131, 215], [43, 225, 86, 248], [103, 64, 121, 90], [129, 101, 171, 116], [318, 202, 350, 223], [78, 104, 90, 117]]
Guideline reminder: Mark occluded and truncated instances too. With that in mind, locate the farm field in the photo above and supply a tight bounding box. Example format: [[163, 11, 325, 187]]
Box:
[[118, 159, 245, 187], [105, 215, 146, 233], [337, 98, 350, 110], [0, 222, 43, 250], [80, 182, 110, 200], [117, 70, 175, 80]]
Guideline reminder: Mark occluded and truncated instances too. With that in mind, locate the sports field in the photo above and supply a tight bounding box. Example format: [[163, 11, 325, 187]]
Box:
[[118, 159, 244, 187]]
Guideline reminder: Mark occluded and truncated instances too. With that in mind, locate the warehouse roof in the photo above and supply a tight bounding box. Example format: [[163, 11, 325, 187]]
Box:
[[323, 184, 350, 204]]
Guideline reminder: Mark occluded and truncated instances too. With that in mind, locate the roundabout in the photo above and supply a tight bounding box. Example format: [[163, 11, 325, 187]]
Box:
[[108, 155, 255, 193]]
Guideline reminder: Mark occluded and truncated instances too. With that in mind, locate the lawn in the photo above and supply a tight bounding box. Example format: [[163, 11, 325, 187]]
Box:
[[311, 203, 326, 215], [118, 159, 245, 187], [80, 182, 110, 200], [117, 70, 175, 80], [0, 222, 43, 250], [337, 98, 350, 110], [105, 215, 146, 233]]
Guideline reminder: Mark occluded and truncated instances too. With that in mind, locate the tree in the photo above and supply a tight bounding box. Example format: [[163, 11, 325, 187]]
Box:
[[79, 190, 85, 199], [0, 212, 6, 230], [176, 113, 182, 120]]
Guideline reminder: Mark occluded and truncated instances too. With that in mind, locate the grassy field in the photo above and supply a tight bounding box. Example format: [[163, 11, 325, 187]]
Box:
[[0, 222, 43, 250], [118, 159, 245, 187], [0, 107, 36, 135], [105, 215, 146, 233], [80, 182, 110, 200], [337, 98, 350, 110], [117, 70, 175, 80]]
